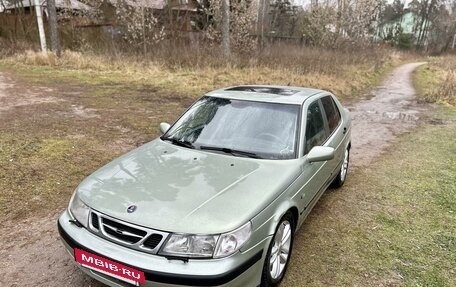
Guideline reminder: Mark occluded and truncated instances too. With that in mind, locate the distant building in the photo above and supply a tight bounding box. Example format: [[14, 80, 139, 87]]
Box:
[[102, 0, 200, 32], [0, 0, 92, 14], [110, 0, 166, 10], [377, 11, 430, 44]]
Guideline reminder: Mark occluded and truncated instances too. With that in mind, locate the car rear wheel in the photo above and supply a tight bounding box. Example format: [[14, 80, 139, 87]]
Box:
[[332, 146, 350, 188], [261, 212, 294, 287]]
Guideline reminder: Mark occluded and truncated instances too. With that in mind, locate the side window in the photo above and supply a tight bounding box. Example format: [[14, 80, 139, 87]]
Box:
[[305, 101, 326, 154], [321, 96, 341, 134]]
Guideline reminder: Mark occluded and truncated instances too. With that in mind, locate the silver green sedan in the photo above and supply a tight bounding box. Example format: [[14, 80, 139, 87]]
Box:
[[58, 85, 351, 287]]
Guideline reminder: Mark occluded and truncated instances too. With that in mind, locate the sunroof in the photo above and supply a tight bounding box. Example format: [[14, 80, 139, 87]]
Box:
[[226, 86, 299, 96]]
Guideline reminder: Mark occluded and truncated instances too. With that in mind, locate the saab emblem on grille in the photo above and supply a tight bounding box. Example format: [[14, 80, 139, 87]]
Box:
[[127, 204, 137, 213]]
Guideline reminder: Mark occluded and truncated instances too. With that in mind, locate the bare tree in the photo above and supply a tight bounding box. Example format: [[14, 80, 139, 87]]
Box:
[[0, 0, 7, 11], [221, 0, 230, 56], [47, 0, 61, 56], [200, 0, 256, 52], [409, 0, 442, 48], [452, 0, 456, 49], [257, 0, 271, 48], [113, 0, 165, 55], [424, 0, 456, 51]]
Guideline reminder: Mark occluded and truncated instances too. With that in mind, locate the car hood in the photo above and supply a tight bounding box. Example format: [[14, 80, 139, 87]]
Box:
[[76, 139, 301, 234]]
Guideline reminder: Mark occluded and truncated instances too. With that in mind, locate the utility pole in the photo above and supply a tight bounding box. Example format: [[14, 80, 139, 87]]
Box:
[[221, 0, 230, 57], [34, 0, 47, 52], [47, 0, 61, 57]]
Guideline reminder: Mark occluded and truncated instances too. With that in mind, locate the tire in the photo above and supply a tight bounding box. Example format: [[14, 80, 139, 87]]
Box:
[[261, 212, 294, 287], [332, 146, 350, 188]]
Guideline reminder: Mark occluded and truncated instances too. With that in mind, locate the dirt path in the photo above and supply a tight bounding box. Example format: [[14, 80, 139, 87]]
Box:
[[0, 63, 426, 287], [349, 62, 427, 168], [0, 73, 59, 114]]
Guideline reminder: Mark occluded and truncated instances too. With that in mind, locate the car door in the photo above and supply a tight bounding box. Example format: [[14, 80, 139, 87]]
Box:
[[320, 95, 344, 178], [295, 99, 330, 217]]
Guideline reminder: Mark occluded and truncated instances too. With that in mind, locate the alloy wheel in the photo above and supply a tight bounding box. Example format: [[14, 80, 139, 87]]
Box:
[[269, 220, 292, 280], [340, 148, 349, 182]]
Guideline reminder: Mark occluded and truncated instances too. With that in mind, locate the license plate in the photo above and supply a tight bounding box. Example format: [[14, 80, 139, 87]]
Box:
[[74, 248, 145, 286]]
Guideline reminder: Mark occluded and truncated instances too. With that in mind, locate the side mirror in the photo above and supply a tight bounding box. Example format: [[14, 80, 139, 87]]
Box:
[[307, 146, 335, 163], [159, 122, 171, 135]]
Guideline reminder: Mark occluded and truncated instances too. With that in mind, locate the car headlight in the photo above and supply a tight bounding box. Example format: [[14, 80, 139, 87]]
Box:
[[160, 234, 219, 258], [159, 222, 252, 259], [68, 191, 90, 228], [214, 222, 251, 258]]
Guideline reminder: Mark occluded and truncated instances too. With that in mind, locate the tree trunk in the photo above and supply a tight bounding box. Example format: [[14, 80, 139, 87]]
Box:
[[142, 7, 147, 56], [416, 0, 430, 49], [257, 0, 264, 47], [221, 0, 230, 57], [336, 0, 345, 37], [257, 0, 270, 49], [47, 0, 61, 57]]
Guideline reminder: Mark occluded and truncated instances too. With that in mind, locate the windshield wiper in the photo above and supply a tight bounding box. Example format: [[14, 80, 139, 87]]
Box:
[[200, 145, 262, 159], [161, 136, 195, 149]]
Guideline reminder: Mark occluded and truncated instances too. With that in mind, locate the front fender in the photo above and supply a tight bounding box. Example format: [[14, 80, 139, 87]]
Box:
[[245, 187, 300, 253]]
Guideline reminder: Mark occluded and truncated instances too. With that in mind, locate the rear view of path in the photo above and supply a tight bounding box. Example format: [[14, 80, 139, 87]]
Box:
[[0, 62, 426, 286]]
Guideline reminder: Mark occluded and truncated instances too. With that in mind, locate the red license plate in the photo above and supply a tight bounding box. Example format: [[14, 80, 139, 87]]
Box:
[[74, 248, 146, 286]]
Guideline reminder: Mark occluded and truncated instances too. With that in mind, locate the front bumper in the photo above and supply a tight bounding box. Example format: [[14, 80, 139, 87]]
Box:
[[58, 210, 267, 287]]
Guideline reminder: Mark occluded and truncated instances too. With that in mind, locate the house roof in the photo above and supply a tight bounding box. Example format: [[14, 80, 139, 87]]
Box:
[[2, 0, 92, 11], [109, 0, 166, 10], [171, 4, 198, 12], [109, 0, 199, 11]]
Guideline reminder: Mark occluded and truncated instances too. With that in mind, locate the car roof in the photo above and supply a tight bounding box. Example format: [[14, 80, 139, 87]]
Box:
[[205, 85, 328, 105]]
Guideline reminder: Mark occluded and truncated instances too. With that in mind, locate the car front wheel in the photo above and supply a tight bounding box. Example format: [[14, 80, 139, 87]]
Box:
[[261, 212, 294, 287], [332, 146, 350, 188]]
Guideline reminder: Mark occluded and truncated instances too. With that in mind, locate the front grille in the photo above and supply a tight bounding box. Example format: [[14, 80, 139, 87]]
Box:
[[142, 234, 163, 249], [102, 217, 147, 244], [88, 210, 169, 255], [91, 213, 99, 230]]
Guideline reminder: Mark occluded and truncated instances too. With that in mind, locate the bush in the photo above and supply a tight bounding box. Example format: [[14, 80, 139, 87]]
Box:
[[395, 33, 414, 50]]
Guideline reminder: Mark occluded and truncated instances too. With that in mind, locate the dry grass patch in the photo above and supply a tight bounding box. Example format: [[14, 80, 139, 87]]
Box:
[[1, 47, 405, 103], [414, 55, 456, 106], [0, 71, 191, 220]]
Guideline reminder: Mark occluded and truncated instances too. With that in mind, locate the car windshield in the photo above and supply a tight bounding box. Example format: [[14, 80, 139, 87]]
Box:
[[162, 97, 300, 160]]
